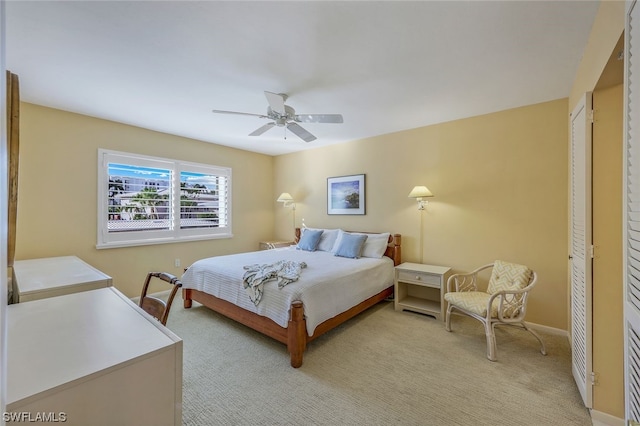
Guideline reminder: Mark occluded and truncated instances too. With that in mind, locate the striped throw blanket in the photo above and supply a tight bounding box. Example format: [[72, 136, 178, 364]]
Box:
[[242, 260, 307, 306]]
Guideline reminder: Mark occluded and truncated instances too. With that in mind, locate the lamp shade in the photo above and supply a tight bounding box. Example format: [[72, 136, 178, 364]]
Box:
[[277, 192, 294, 202], [408, 186, 434, 199]]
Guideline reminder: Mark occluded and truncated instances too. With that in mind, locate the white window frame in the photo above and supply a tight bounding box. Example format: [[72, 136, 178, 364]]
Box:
[[97, 149, 232, 249]]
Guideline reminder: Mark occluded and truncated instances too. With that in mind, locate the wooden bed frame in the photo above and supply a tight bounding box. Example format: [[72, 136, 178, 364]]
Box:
[[182, 228, 402, 368]]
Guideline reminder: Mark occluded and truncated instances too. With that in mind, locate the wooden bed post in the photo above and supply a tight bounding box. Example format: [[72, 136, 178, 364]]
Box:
[[183, 288, 193, 308], [391, 234, 402, 266], [287, 301, 306, 368]]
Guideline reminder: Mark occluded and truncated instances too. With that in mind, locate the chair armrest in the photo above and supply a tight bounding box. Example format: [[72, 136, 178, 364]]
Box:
[[446, 263, 494, 293], [150, 271, 181, 286], [446, 273, 477, 293], [486, 281, 535, 322]]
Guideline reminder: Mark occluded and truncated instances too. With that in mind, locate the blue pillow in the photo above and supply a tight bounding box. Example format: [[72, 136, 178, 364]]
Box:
[[333, 233, 368, 259], [297, 229, 324, 251]]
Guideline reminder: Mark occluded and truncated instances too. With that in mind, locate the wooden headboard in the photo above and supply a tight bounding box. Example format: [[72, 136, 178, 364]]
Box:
[[294, 228, 402, 266]]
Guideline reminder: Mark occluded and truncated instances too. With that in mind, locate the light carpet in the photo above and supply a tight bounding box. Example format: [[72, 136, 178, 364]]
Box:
[[165, 300, 592, 426]]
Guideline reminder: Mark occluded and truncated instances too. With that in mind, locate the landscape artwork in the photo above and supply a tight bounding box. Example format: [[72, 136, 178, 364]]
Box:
[[327, 174, 365, 215]]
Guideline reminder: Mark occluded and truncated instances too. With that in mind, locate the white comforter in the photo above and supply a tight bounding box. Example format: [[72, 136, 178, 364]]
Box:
[[181, 246, 395, 335]]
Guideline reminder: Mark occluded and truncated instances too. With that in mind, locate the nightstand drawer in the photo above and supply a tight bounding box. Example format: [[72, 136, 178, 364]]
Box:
[[397, 270, 441, 287]]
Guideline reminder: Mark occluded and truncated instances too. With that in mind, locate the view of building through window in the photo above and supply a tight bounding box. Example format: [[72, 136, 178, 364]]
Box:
[[107, 164, 226, 232], [98, 149, 231, 248]]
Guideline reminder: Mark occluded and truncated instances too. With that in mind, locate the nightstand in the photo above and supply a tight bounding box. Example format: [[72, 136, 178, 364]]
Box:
[[259, 241, 295, 250], [394, 262, 452, 320]]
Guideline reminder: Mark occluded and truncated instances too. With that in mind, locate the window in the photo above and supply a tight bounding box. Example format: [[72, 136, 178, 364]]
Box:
[[97, 149, 232, 249]]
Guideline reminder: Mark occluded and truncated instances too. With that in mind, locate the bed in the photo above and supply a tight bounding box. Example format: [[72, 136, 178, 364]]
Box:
[[181, 227, 402, 367]]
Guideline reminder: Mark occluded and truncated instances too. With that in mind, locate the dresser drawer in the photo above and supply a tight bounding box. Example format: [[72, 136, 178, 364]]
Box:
[[397, 270, 441, 287]]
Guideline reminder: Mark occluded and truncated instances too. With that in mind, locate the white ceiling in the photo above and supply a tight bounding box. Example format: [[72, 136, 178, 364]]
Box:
[[5, 1, 600, 156]]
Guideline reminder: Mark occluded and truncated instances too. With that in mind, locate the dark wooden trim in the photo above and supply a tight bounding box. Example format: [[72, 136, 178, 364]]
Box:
[[7, 71, 19, 268]]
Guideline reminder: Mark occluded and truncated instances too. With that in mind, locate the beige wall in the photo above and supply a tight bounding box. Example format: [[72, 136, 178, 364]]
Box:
[[15, 103, 274, 297], [274, 99, 569, 330]]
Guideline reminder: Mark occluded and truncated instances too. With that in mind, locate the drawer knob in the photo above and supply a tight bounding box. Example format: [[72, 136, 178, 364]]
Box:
[[415, 275, 421, 280]]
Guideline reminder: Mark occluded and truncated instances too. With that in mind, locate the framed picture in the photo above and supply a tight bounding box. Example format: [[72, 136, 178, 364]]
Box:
[[327, 174, 366, 215]]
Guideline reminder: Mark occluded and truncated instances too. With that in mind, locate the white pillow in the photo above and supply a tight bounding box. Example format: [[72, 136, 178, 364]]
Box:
[[317, 228, 340, 252], [330, 229, 347, 254], [356, 232, 390, 258], [303, 228, 341, 252]]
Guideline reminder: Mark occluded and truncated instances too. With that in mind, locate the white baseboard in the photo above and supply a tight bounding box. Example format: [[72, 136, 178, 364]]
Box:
[[590, 409, 625, 426], [445, 313, 568, 338], [526, 321, 568, 338]]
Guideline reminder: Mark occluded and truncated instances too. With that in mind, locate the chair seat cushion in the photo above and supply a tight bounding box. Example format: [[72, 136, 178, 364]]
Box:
[[444, 291, 497, 317]]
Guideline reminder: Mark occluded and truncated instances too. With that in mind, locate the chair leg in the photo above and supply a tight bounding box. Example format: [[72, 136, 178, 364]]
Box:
[[445, 305, 453, 332], [485, 322, 497, 362], [522, 322, 547, 356]]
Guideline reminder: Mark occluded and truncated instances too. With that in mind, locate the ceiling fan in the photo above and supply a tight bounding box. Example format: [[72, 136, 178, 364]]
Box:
[[212, 91, 343, 142]]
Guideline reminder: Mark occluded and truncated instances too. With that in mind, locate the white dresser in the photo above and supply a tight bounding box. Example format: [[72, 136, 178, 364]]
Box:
[[6, 287, 183, 425], [12, 256, 112, 302]]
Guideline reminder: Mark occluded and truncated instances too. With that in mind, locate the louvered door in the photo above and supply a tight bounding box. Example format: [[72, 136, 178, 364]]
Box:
[[570, 92, 593, 408], [625, 1, 640, 421]]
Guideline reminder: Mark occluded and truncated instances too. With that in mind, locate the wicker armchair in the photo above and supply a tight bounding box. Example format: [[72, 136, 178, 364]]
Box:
[[444, 260, 546, 361]]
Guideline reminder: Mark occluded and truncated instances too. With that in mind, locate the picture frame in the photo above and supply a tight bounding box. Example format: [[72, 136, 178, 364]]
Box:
[[327, 174, 366, 215]]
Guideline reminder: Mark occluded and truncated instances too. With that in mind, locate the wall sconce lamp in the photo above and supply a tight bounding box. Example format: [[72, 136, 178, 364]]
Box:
[[408, 186, 434, 210], [408, 186, 434, 263], [277, 192, 296, 234], [277, 192, 296, 209]]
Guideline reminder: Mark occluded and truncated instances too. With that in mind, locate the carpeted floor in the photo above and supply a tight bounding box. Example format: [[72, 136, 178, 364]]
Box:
[[165, 300, 592, 426]]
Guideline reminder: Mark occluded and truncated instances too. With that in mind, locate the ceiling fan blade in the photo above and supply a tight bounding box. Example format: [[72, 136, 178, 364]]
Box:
[[287, 122, 317, 142], [264, 91, 286, 116], [249, 122, 276, 136], [294, 114, 344, 124], [212, 109, 267, 119]]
